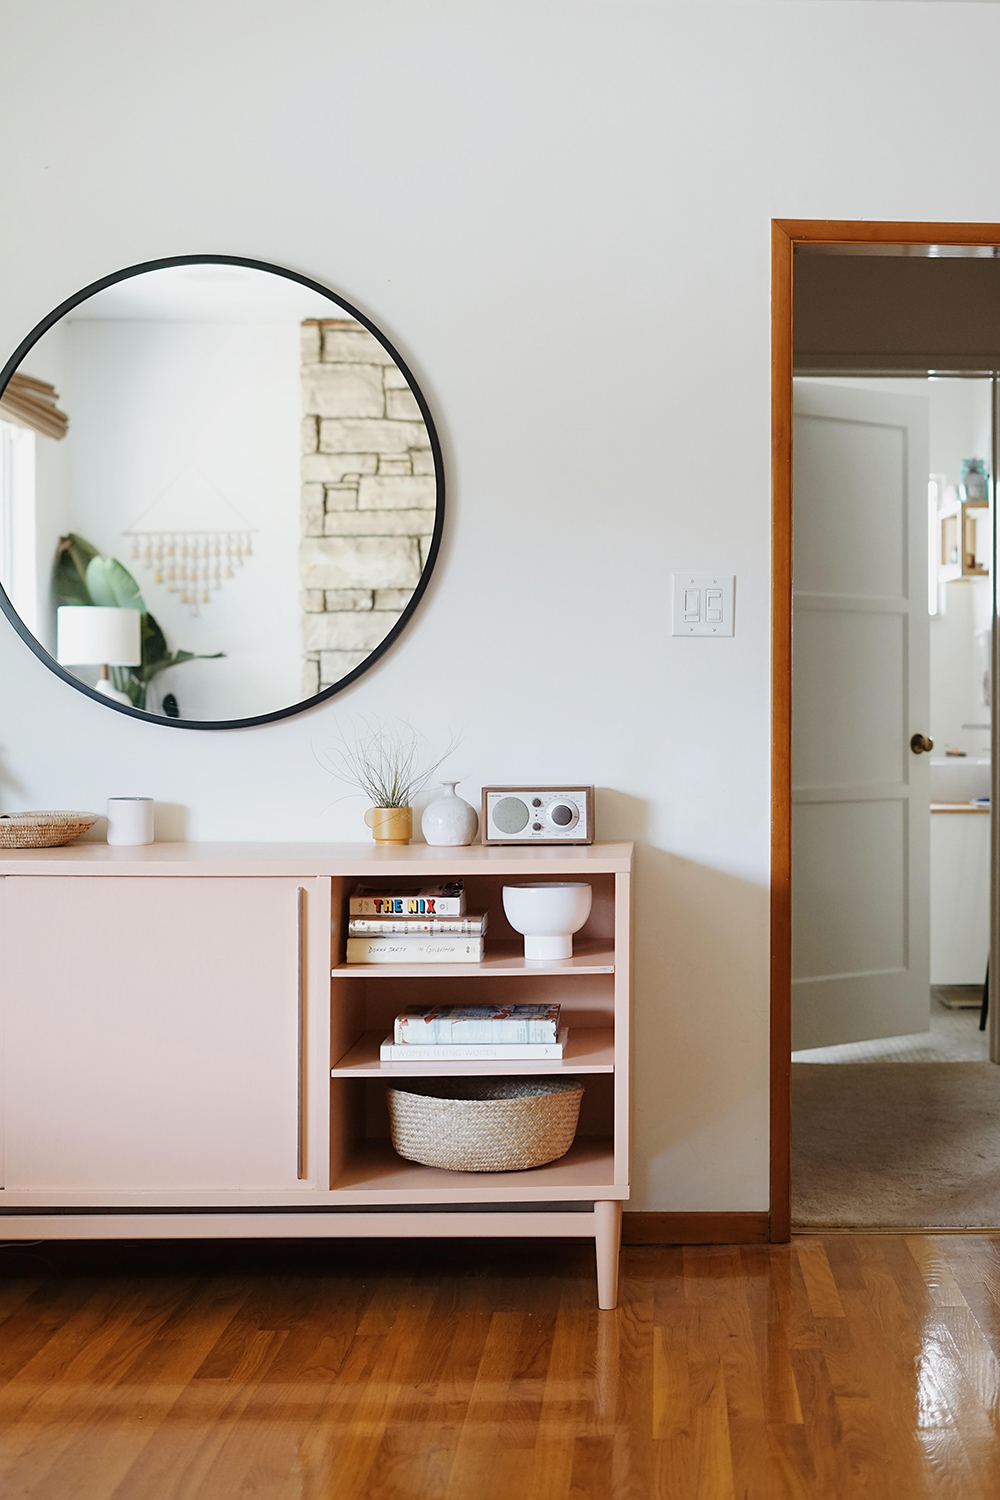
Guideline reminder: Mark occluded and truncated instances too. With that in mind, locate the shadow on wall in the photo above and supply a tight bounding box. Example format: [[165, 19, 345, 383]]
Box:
[[598, 789, 770, 1213], [153, 803, 189, 841], [0, 743, 27, 809]]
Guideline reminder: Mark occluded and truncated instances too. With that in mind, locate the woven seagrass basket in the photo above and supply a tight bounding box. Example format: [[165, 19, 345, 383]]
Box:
[[0, 811, 98, 849], [386, 1075, 584, 1172]]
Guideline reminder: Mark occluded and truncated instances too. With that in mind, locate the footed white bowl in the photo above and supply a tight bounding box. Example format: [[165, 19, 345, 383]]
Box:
[[502, 882, 593, 961]]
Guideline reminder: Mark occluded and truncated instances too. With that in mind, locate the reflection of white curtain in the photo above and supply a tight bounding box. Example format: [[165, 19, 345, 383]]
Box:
[[0, 374, 68, 441], [0, 420, 38, 633]]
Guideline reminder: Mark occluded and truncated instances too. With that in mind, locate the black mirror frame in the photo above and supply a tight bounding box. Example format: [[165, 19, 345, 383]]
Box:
[[0, 254, 445, 730]]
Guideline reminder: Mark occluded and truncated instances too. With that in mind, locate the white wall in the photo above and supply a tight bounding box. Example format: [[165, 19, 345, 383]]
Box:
[[38, 315, 302, 719], [5, 1, 1000, 1211], [21, 320, 71, 648]]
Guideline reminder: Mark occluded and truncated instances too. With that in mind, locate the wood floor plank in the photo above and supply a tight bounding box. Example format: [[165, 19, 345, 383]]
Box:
[[159, 1276, 378, 1500], [300, 1284, 441, 1499], [527, 1289, 595, 1500], [4, 1280, 250, 1500], [8, 1236, 1000, 1496], [107, 1329, 287, 1500], [652, 1323, 689, 1440], [939, 1304, 1000, 1425], [794, 1242, 846, 1320], [905, 1237, 971, 1309], [439, 1311, 523, 1499]]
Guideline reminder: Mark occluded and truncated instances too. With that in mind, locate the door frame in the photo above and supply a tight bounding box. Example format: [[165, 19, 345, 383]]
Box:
[[770, 220, 1000, 1241]]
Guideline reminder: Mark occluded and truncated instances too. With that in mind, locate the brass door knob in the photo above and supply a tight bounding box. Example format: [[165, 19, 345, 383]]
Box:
[[910, 734, 934, 754]]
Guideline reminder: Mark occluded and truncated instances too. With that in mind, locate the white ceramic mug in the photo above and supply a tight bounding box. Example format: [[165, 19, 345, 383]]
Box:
[[106, 797, 154, 846]]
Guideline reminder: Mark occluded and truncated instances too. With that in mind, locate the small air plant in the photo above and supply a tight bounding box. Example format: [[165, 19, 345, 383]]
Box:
[[324, 717, 460, 809]]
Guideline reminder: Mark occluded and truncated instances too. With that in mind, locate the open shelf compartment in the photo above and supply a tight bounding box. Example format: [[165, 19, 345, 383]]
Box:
[[328, 1065, 620, 1200], [328, 1137, 619, 1202], [332, 938, 614, 978], [332, 1025, 615, 1077], [324, 857, 630, 1251], [331, 870, 616, 972]]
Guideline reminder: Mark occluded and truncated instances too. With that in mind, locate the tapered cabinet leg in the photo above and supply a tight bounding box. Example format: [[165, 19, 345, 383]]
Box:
[[595, 1199, 622, 1310]]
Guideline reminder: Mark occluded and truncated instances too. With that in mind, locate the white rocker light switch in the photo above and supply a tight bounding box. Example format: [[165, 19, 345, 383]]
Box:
[[672, 575, 735, 636]]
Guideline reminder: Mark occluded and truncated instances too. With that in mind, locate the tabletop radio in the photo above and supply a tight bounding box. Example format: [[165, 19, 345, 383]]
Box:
[[481, 786, 594, 845]]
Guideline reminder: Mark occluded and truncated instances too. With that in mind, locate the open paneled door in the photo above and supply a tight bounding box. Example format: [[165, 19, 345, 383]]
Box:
[[791, 381, 931, 1051]]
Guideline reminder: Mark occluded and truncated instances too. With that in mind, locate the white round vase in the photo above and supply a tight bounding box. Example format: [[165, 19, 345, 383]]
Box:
[[421, 782, 479, 847], [502, 882, 593, 961]]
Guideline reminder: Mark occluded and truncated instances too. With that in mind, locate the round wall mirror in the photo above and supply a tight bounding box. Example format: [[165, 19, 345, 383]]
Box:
[[0, 256, 444, 728]]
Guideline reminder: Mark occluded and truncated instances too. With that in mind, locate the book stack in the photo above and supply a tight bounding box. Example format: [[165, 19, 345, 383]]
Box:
[[380, 1004, 566, 1062], [345, 881, 488, 964]]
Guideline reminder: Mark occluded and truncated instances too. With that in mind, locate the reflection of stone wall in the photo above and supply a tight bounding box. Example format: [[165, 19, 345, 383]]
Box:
[[300, 319, 436, 696]]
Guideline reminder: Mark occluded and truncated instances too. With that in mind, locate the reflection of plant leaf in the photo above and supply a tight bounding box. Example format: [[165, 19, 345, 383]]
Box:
[[138, 649, 224, 686], [141, 611, 169, 668], [85, 555, 144, 611], [53, 533, 99, 606]]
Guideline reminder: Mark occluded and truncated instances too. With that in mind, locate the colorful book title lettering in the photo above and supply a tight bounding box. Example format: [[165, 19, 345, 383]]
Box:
[[372, 897, 438, 915]]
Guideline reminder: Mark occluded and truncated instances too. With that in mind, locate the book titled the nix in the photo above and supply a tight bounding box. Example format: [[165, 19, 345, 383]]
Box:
[[349, 881, 466, 917], [393, 1004, 561, 1044]]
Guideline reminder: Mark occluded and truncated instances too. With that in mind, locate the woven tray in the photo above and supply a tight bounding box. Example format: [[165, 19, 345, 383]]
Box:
[[386, 1075, 584, 1173], [0, 811, 98, 848]]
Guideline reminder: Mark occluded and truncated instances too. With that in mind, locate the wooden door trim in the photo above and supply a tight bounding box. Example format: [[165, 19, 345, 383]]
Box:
[[770, 219, 1000, 1243]]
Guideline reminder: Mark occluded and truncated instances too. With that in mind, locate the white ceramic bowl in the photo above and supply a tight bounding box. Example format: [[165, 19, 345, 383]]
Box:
[[502, 882, 593, 961]]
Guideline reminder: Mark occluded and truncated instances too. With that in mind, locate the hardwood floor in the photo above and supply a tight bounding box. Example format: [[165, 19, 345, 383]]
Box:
[[3, 1234, 1000, 1497]]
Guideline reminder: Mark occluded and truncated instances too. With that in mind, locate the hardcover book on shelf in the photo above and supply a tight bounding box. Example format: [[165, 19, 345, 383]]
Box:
[[379, 1028, 568, 1062], [347, 913, 487, 937], [393, 1004, 561, 1044], [345, 935, 485, 964], [349, 881, 466, 917]]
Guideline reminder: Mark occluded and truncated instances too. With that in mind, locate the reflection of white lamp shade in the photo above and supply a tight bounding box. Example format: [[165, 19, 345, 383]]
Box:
[[57, 607, 141, 706]]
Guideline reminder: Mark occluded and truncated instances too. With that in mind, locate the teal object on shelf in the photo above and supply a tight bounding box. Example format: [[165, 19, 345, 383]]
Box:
[[959, 458, 989, 502]]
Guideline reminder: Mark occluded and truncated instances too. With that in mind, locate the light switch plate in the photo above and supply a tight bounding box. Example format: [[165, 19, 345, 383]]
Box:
[[671, 574, 735, 636]]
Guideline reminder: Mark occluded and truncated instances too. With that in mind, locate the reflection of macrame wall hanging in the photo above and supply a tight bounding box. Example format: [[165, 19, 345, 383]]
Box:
[[125, 530, 255, 614], [124, 468, 256, 616]]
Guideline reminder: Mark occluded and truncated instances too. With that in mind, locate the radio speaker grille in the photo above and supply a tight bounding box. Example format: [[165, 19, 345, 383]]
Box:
[[492, 796, 529, 834]]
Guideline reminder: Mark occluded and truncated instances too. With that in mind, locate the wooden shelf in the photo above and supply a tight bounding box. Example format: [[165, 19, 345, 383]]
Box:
[[331, 1026, 615, 1077], [0, 841, 634, 878], [332, 939, 614, 978], [931, 802, 990, 814], [329, 1137, 619, 1202]]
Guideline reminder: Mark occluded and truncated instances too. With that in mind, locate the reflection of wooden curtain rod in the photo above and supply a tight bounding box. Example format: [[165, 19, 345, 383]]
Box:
[[0, 373, 69, 440]]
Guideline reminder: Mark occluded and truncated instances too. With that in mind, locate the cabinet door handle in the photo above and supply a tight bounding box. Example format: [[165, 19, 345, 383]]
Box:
[[297, 886, 307, 1181]]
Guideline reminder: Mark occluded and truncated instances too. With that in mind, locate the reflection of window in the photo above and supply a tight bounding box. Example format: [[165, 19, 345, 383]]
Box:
[[0, 420, 37, 634], [928, 473, 945, 617]]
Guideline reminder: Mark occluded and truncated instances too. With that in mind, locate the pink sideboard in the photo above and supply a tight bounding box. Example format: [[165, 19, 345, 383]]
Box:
[[0, 840, 632, 1308]]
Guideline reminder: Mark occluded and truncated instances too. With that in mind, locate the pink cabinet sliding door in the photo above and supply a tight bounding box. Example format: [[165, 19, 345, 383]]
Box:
[[1, 877, 320, 1196]]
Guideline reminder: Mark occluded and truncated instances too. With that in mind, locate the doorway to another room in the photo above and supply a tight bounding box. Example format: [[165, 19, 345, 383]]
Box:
[[771, 224, 1000, 1238], [791, 372, 994, 1227]]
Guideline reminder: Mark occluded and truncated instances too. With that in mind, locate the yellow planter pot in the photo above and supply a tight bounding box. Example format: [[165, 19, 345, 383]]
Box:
[[364, 806, 413, 845]]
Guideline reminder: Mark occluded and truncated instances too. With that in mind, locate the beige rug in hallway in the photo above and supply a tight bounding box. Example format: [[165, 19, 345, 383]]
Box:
[[793, 1062, 1000, 1227]]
